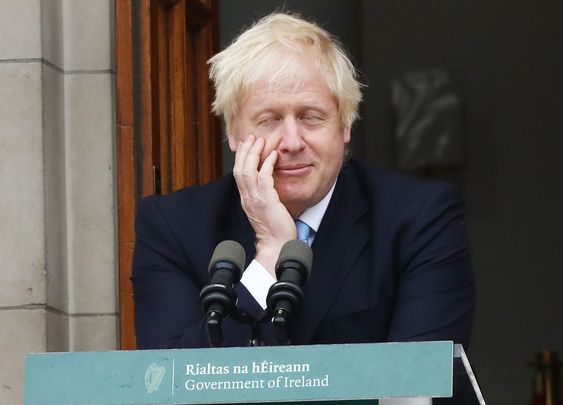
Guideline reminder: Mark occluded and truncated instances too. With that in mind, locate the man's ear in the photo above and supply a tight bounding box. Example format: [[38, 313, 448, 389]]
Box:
[[226, 121, 238, 151], [343, 126, 351, 144], [227, 132, 237, 152]]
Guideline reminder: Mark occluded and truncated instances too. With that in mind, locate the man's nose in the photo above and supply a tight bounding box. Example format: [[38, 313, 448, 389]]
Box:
[[278, 118, 305, 152]]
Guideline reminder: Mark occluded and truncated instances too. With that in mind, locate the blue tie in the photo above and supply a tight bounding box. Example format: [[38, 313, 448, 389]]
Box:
[[295, 219, 311, 245]]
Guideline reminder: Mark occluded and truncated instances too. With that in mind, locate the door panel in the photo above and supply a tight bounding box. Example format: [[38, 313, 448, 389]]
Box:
[[115, 0, 221, 349]]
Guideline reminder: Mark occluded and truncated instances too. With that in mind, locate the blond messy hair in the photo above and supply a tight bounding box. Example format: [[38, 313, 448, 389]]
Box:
[[208, 12, 362, 131]]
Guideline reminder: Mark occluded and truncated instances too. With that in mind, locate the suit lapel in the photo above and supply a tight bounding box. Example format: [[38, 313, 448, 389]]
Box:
[[292, 164, 370, 344]]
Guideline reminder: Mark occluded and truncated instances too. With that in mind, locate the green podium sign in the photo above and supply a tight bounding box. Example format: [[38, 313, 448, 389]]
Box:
[[24, 341, 453, 405]]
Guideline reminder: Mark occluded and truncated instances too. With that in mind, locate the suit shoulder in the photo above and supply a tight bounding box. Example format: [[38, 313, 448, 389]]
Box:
[[138, 174, 235, 213], [135, 175, 239, 240], [346, 159, 462, 202], [343, 160, 465, 227]]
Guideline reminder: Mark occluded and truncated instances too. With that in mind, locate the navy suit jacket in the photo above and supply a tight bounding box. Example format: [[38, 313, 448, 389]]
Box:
[[132, 159, 475, 349]]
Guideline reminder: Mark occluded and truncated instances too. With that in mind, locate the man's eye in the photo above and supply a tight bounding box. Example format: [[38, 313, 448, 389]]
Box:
[[301, 114, 323, 123], [258, 116, 280, 126]]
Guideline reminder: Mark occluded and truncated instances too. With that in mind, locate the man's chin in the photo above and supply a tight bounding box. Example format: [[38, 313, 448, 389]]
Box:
[[278, 194, 309, 215]]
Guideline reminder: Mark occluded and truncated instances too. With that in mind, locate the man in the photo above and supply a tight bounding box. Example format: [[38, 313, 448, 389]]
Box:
[[132, 13, 475, 349]]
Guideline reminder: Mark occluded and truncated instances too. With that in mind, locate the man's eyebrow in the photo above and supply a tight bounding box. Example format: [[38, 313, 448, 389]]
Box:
[[300, 104, 330, 112]]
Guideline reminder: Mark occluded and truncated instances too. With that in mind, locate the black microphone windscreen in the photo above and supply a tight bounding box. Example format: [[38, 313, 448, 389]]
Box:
[[208, 240, 246, 275], [275, 240, 313, 278]]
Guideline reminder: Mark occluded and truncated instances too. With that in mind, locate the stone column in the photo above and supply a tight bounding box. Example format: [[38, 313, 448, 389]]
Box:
[[0, 2, 46, 404], [42, 0, 117, 353], [0, 1, 117, 404]]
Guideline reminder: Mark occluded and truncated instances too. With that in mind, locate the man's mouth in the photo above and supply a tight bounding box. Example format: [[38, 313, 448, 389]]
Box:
[[274, 164, 312, 175]]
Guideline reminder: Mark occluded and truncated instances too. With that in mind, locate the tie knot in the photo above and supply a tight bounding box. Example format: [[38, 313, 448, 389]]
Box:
[[295, 220, 311, 244]]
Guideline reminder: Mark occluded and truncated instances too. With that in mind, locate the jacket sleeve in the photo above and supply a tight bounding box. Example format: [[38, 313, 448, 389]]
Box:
[[387, 183, 476, 349], [131, 196, 250, 349]]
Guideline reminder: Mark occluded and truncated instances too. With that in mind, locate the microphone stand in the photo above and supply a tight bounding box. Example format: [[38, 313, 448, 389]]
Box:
[[206, 307, 270, 348], [205, 310, 224, 347], [271, 308, 291, 345], [206, 298, 296, 346], [266, 280, 305, 346]]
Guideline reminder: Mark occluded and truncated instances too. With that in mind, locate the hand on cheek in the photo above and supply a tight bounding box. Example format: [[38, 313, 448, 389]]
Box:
[[232, 135, 296, 276]]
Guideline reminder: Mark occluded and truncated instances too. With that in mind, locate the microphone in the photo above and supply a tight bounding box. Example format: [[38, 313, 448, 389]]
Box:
[[199, 240, 246, 347], [266, 240, 313, 344]]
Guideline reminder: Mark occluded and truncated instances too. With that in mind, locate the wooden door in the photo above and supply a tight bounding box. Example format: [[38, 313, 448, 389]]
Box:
[[115, 0, 221, 349]]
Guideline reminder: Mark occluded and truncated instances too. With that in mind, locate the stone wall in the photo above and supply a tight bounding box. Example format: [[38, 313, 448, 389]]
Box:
[[0, 1, 117, 403]]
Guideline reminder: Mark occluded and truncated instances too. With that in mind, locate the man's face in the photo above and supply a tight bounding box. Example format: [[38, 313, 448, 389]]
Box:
[[228, 62, 351, 217]]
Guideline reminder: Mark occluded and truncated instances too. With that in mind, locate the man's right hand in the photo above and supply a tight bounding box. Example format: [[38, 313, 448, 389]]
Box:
[[232, 135, 296, 276]]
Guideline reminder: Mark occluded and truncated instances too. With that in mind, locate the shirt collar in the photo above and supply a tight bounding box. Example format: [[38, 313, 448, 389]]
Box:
[[297, 181, 337, 233]]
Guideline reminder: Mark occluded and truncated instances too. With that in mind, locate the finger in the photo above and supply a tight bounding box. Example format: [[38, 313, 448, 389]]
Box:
[[242, 136, 264, 176], [240, 137, 265, 196], [233, 134, 255, 176], [258, 149, 278, 191], [233, 135, 256, 197], [260, 149, 277, 175]]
